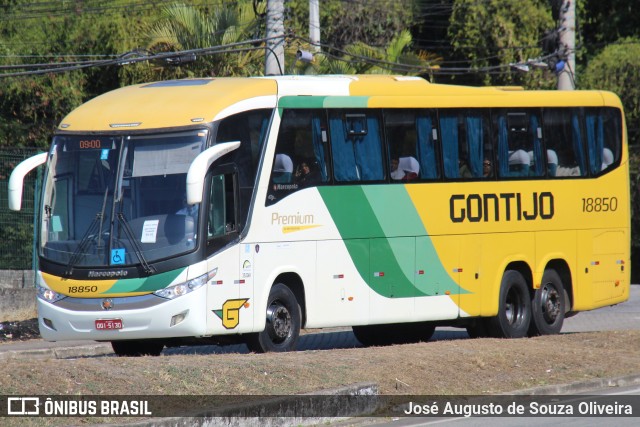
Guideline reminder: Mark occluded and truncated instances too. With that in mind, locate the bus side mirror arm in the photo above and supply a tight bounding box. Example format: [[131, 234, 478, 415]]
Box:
[[9, 152, 47, 211], [186, 141, 241, 205]]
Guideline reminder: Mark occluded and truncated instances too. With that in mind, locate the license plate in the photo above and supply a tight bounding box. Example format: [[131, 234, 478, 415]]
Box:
[[95, 319, 123, 330]]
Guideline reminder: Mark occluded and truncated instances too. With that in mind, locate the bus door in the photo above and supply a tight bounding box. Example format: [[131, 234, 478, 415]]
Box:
[[204, 169, 253, 334]]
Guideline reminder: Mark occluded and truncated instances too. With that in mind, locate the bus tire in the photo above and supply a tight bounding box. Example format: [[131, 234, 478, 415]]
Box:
[[246, 283, 301, 353], [488, 270, 531, 338], [111, 340, 164, 357], [528, 269, 566, 336]]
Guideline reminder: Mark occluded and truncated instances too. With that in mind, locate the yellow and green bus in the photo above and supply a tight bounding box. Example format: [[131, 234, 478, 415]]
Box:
[[9, 75, 630, 355]]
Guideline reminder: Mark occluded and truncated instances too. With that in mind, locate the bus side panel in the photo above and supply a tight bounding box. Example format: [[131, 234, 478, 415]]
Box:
[[250, 240, 317, 332], [313, 239, 370, 327], [205, 245, 243, 334], [414, 235, 461, 321], [456, 232, 535, 318], [590, 228, 628, 305]]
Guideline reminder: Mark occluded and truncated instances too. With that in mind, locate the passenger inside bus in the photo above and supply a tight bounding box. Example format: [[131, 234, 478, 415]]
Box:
[[602, 148, 614, 170], [272, 153, 293, 183], [391, 156, 420, 181], [547, 149, 558, 176], [295, 160, 321, 186], [508, 149, 530, 176], [483, 157, 493, 178], [459, 158, 473, 178]]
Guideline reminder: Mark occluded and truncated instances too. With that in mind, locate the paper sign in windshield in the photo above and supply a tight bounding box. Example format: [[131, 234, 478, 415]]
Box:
[[141, 220, 159, 243]]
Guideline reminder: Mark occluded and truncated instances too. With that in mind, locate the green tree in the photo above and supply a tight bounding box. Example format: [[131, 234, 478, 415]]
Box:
[[581, 0, 640, 56], [295, 30, 440, 76], [286, 0, 418, 50], [582, 38, 640, 147], [447, 0, 554, 87], [144, 1, 263, 78]]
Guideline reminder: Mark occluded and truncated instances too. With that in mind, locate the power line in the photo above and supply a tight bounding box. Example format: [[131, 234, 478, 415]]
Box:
[[0, 35, 285, 78]]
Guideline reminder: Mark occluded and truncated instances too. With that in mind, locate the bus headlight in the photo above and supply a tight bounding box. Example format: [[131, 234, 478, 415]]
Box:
[[154, 273, 207, 300], [36, 285, 66, 303]]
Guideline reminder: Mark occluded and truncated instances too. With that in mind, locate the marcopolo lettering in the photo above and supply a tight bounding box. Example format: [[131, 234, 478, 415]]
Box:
[[450, 192, 554, 223]]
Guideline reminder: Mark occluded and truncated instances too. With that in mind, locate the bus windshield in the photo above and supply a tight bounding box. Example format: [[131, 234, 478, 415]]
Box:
[[40, 130, 208, 269]]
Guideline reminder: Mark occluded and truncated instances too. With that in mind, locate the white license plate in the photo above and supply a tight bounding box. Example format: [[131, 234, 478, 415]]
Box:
[[95, 319, 123, 330]]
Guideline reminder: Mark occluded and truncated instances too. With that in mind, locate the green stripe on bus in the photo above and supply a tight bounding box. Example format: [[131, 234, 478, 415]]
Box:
[[278, 96, 327, 109], [278, 96, 370, 109], [104, 267, 185, 294], [323, 96, 369, 108], [318, 185, 467, 298]]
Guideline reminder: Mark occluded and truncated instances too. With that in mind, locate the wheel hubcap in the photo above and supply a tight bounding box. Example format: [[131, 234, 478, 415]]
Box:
[[266, 301, 291, 343], [540, 284, 560, 323]]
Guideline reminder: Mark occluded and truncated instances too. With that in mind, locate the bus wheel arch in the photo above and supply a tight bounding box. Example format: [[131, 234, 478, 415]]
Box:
[[246, 275, 304, 353]]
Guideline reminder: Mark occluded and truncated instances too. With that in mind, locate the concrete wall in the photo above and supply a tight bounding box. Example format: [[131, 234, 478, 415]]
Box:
[[0, 270, 36, 321]]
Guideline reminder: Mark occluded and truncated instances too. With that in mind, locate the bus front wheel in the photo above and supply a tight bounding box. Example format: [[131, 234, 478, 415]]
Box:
[[246, 283, 301, 353], [488, 270, 531, 338], [111, 340, 164, 357], [529, 269, 566, 336]]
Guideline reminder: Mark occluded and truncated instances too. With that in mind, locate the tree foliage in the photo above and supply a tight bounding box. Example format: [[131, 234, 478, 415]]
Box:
[[144, 1, 263, 78], [448, 0, 554, 87], [286, 0, 417, 50], [294, 30, 440, 76], [582, 38, 640, 147]]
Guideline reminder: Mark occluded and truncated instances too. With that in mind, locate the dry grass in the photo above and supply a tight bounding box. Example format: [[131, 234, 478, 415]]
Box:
[[2, 330, 640, 397]]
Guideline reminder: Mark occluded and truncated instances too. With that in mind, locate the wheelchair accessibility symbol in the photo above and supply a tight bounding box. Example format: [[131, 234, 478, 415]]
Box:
[[111, 248, 125, 265]]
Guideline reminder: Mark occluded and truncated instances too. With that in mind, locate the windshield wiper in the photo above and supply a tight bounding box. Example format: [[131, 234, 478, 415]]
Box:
[[64, 187, 109, 276], [116, 212, 155, 274]]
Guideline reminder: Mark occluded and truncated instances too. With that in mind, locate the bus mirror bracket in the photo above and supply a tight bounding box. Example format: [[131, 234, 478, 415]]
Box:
[[9, 152, 47, 211], [186, 141, 241, 205]]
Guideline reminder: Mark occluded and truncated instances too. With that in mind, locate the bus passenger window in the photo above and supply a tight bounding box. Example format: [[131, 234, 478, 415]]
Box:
[[495, 110, 543, 178], [442, 109, 491, 180], [586, 107, 622, 175], [543, 108, 587, 177], [330, 110, 384, 182], [384, 109, 439, 181], [266, 109, 330, 206]]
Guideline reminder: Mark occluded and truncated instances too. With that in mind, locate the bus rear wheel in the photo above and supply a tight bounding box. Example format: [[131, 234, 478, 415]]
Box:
[[111, 340, 164, 357], [529, 269, 566, 336], [246, 283, 301, 353], [488, 270, 531, 338]]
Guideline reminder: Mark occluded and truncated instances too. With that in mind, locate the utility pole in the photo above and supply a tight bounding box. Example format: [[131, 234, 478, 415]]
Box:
[[309, 0, 320, 51], [557, 0, 575, 90], [265, 0, 285, 75]]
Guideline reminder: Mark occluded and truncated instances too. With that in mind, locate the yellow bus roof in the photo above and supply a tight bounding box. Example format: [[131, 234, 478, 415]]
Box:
[[58, 75, 622, 132]]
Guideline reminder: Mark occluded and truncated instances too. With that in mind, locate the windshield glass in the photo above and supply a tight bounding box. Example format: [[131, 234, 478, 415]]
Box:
[[40, 130, 207, 268]]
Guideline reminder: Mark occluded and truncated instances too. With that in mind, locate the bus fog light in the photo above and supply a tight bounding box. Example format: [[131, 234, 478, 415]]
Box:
[[43, 318, 56, 330], [170, 310, 189, 327]]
